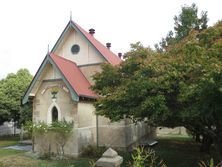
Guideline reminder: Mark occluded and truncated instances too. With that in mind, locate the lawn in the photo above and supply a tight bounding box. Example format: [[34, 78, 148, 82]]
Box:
[[0, 136, 94, 167], [0, 136, 19, 147], [155, 136, 221, 167], [0, 135, 220, 167], [121, 135, 221, 167]]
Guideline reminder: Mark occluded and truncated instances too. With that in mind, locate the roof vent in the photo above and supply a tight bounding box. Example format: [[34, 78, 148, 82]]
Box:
[[106, 43, 111, 49], [89, 28, 95, 36], [118, 53, 122, 58]]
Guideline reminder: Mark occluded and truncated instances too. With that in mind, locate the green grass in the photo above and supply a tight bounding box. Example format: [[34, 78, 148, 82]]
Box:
[[0, 135, 220, 167], [0, 135, 19, 147], [0, 138, 94, 167], [155, 136, 221, 167], [120, 136, 221, 167]]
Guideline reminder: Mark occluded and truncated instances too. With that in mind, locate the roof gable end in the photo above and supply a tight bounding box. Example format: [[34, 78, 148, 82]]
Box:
[[51, 20, 122, 66]]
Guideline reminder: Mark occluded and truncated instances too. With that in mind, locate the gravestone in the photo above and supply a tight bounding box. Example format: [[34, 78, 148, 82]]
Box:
[[96, 148, 123, 167]]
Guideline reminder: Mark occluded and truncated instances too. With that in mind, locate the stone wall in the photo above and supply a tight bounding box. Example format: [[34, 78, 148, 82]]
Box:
[[33, 100, 156, 156], [34, 122, 156, 157], [157, 127, 188, 136], [79, 64, 102, 85], [34, 130, 79, 157], [33, 80, 77, 124]]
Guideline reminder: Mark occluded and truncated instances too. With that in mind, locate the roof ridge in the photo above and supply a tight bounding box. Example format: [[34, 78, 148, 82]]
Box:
[[71, 20, 117, 55]]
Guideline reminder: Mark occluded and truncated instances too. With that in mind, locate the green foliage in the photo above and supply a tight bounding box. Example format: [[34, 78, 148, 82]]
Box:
[[93, 21, 222, 157], [89, 160, 96, 167], [50, 120, 73, 134], [155, 3, 208, 51], [24, 120, 74, 158], [24, 120, 73, 135], [128, 147, 166, 167], [0, 69, 32, 124], [92, 43, 175, 125], [199, 158, 222, 167], [174, 3, 208, 40], [24, 121, 48, 136], [19, 103, 32, 127]]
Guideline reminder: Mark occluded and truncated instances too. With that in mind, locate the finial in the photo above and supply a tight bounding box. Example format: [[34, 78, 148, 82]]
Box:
[[70, 11, 72, 21], [47, 44, 50, 54]]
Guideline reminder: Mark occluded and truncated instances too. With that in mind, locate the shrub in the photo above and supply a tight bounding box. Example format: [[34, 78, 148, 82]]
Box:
[[128, 147, 166, 167], [24, 120, 74, 159], [81, 145, 106, 158], [199, 158, 222, 167]]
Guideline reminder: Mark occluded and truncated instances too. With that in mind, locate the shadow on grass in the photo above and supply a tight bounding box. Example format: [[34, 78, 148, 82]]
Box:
[[155, 136, 221, 167]]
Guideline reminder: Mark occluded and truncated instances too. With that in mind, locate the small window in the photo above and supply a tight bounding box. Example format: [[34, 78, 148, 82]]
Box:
[[52, 106, 58, 122], [71, 44, 80, 54]]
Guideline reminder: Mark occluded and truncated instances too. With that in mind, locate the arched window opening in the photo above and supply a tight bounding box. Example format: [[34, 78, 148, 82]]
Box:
[[52, 106, 58, 122]]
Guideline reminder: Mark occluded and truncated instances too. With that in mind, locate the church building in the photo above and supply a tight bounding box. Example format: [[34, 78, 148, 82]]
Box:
[[22, 19, 155, 156]]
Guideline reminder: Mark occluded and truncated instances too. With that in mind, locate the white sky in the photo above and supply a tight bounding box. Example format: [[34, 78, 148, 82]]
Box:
[[0, 0, 221, 78]]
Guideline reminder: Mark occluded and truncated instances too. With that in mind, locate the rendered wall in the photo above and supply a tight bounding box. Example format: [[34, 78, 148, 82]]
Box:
[[157, 127, 187, 136], [33, 81, 155, 156], [79, 64, 102, 85], [33, 79, 77, 124], [76, 102, 156, 152], [55, 28, 105, 66], [77, 102, 95, 128]]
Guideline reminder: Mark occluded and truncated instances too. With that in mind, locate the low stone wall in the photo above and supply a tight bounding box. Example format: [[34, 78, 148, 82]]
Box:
[[34, 131, 78, 156], [77, 126, 96, 153], [78, 122, 156, 151], [157, 126, 188, 136], [34, 123, 156, 157]]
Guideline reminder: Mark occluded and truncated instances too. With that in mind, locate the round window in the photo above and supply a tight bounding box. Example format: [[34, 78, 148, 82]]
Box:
[[71, 44, 80, 54]]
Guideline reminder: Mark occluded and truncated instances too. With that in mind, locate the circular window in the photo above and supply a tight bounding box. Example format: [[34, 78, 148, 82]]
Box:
[[71, 44, 80, 54]]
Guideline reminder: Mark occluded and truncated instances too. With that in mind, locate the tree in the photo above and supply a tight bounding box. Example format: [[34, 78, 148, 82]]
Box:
[[155, 3, 208, 51], [92, 43, 176, 125], [92, 21, 222, 158], [0, 69, 32, 125], [174, 3, 208, 40]]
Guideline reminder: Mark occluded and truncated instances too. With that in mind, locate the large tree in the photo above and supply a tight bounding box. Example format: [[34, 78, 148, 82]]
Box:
[[92, 21, 222, 158], [155, 3, 208, 51], [0, 69, 32, 125]]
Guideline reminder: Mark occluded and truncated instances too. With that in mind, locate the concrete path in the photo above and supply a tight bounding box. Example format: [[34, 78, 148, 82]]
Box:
[[3, 145, 32, 151]]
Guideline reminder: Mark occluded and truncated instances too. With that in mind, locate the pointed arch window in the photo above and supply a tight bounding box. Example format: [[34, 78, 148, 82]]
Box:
[[52, 106, 58, 122]]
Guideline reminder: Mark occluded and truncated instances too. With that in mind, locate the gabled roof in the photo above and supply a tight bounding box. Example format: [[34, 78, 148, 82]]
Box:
[[22, 53, 97, 104], [50, 53, 98, 98], [51, 20, 122, 65], [23, 20, 121, 104]]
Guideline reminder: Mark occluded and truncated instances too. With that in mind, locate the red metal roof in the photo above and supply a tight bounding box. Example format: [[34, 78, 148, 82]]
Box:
[[50, 53, 98, 98], [72, 21, 122, 66]]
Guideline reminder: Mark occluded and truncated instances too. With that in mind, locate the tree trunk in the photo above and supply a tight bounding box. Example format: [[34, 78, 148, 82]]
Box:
[[216, 143, 222, 161], [32, 136, 35, 152], [215, 137, 222, 161], [195, 134, 201, 143], [200, 135, 213, 153]]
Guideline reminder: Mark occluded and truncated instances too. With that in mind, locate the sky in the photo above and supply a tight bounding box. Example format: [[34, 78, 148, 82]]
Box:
[[0, 0, 221, 79]]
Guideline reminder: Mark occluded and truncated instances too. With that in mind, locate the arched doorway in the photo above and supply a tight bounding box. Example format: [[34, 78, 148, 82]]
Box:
[[52, 106, 58, 122]]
